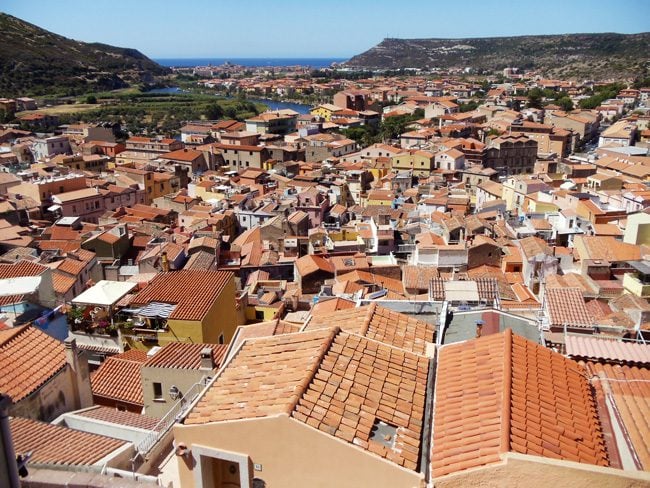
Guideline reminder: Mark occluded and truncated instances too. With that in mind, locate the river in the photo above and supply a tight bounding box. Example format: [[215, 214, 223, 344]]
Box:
[[145, 87, 312, 114]]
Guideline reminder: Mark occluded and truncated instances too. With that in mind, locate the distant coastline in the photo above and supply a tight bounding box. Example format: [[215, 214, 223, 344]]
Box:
[[155, 57, 348, 68]]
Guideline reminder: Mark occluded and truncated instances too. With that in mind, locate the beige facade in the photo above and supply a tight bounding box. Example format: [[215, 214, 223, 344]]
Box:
[[435, 452, 650, 488], [174, 414, 424, 488]]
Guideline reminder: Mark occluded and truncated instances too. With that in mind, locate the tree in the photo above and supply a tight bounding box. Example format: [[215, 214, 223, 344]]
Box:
[[526, 88, 543, 109], [555, 97, 574, 111], [205, 103, 224, 120], [85, 95, 97, 104]]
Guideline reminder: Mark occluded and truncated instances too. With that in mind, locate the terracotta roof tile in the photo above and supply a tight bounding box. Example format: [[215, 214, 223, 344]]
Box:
[[403, 265, 439, 292], [131, 270, 233, 321], [432, 329, 608, 478], [0, 260, 48, 279], [545, 288, 594, 328], [144, 342, 228, 369], [566, 335, 650, 365], [10, 416, 127, 466], [0, 325, 67, 402], [75, 406, 160, 431], [56, 257, 89, 276], [292, 330, 430, 471], [90, 350, 147, 407], [305, 303, 435, 356], [337, 270, 405, 295], [186, 328, 338, 424], [295, 254, 335, 276], [585, 362, 650, 470], [228, 319, 303, 353], [51, 270, 76, 294]]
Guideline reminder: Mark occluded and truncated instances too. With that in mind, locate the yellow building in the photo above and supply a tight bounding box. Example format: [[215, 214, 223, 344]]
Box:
[[391, 149, 435, 177], [310, 103, 343, 121], [125, 270, 239, 350], [366, 189, 396, 206]]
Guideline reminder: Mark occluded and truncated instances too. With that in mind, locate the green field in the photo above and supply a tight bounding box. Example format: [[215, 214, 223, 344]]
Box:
[[17, 91, 267, 134]]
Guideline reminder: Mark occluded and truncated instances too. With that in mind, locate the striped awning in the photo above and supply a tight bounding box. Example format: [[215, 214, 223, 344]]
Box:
[[136, 302, 177, 318]]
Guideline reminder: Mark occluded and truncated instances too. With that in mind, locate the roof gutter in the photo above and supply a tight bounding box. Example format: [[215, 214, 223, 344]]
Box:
[[419, 352, 437, 482]]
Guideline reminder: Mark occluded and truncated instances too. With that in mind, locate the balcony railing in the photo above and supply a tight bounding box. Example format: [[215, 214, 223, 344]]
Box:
[[136, 376, 210, 456]]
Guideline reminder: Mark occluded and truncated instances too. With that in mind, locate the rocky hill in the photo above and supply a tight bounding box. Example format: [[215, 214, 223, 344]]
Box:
[[346, 33, 650, 79], [0, 13, 169, 97]]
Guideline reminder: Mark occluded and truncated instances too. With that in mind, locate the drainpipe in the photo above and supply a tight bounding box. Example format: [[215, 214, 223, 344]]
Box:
[[0, 394, 20, 488]]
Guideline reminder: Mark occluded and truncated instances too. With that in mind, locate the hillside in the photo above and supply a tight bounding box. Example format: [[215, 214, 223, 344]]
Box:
[[346, 33, 650, 79], [0, 13, 169, 97]]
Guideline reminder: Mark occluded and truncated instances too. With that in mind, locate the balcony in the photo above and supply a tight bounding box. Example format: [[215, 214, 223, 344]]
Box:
[[623, 273, 650, 298]]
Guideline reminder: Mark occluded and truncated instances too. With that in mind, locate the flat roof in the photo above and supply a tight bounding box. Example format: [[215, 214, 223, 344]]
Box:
[[72, 280, 137, 306]]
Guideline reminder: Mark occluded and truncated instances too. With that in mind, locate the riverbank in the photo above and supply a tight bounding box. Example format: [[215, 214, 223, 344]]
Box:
[[146, 87, 313, 114]]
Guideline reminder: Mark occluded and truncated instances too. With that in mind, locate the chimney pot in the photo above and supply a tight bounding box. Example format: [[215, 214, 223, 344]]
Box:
[[200, 347, 214, 371]]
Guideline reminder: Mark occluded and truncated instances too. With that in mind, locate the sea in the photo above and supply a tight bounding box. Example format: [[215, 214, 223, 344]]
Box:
[[155, 58, 347, 68]]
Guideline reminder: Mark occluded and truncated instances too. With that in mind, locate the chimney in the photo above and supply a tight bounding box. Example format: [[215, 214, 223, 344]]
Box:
[[64, 337, 79, 371], [200, 347, 214, 371], [161, 251, 169, 272]]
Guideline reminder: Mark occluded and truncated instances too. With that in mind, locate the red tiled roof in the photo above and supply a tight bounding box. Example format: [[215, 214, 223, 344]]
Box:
[[187, 328, 338, 424], [295, 254, 335, 277], [403, 265, 439, 292], [187, 326, 430, 471], [566, 335, 650, 365], [0, 325, 67, 402], [76, 406, 160, 431], [0, 260, 48, 279], [305, 303, 435, 356], [10, 416, 127, 466], [131, 270, 233, 321], [51, 270, 76, 294], [545, 287, 593, 328], [432, 329, 608, 478], [90, 350, 147, 407], [585, 362, 650, 470], [144, 342, 228, 370], [292, 330, 430, 470]]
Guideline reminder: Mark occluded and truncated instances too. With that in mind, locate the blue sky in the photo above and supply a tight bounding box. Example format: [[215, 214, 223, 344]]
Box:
[[3, 0, 649, 58]]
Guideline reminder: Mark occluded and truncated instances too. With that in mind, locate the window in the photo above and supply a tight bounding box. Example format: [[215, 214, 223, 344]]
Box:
[[153, 382, 163, 400], [218, 333, 225, 345]]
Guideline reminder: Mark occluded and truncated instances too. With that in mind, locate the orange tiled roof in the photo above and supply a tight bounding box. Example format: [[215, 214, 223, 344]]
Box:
[[76, 405, 160, 431], [90, 349, 147, 407], [0, 325, 67, 402], [292, 330, 430, 470], [131, 270, 233, 321], [545, 287, 593, 328], [305, 303, 435, 356], [432, 329, 608, 478], [56, 257, 89, 276], [187, 326, 430, 471], [10, 416, 127, 466], [229, 319, 302, 353], [585, 362, 650, 470], [0, 259, 48, 279], [144, 342, 228, 370], [295, 254, 335, 276], [403, 265, 439, 292], [51, 270, 76, 294], [186, 328, 338, 424]]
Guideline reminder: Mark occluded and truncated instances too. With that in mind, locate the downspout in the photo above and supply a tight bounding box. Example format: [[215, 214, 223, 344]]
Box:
[[0, 395, 20, 488], [419, 354, 437, 484]]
